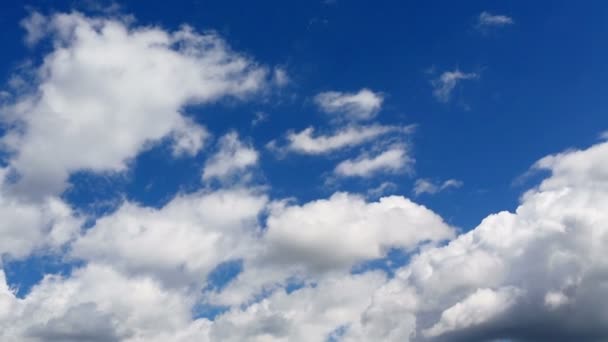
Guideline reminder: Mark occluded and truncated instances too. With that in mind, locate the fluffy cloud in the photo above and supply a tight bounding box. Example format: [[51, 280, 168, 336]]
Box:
[[344, 141, 608, 341], [3, 8, 608, 342], [210, 192, 454, 306], [71, 188, 267, 287], [413, 178, 463, 196], [334, 145, 412, 177], [3, 140, 608, 341], [0, 264, 201, 342], [171, 118, 209, 157], [2, 12, 269, 197], [431, 70, 478, 103], [202, 132, 259, 181], [314, 89, 383, 121]]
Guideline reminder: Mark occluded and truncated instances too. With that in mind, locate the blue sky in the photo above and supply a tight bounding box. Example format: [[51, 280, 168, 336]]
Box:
[[1, 1, 608, 341]]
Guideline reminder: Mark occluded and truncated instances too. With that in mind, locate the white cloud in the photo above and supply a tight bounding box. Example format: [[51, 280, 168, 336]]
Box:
[[314, 88, 383, 121], [422, 287, 521, 338], [71, 188, 267, 287], [208, 272, 386, 342], [0, 168, 82, 259], [171, 118, 209, 157], [210, 192, 454, 306], [413, 178, 463, 196], [367, 181, 398, 198], [20, 11, 48, 47], [345, 141, 608, 341], [263, 192, 454, 270], [477, 11, 514, 29], [202, 132, 259, 181], [431, 70, 478, 103], [0, 264, 201, 341], [334, 146, 412, 177], [3, 140, 608, 341], [4, 9, 608, 342], [2, 12, 269, 197], [282, 124, 408, 155]]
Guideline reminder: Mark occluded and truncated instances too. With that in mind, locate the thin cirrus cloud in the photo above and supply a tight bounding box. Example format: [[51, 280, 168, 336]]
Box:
[[281, 124, 412, 155], [413, 178, 463, 196], [477, 11, 514, 29], [431, 69, 479, 103]]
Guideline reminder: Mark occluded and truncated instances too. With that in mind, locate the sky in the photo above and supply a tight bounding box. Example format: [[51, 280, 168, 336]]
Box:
[[0, 1, 607, 341]]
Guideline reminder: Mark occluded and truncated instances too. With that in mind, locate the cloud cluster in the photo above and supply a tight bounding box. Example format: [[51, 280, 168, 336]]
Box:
[[4, 139, 608, 341], [2, 11, 269, 197], [269, 88, 413, 179], [1, 9, 608, 342]]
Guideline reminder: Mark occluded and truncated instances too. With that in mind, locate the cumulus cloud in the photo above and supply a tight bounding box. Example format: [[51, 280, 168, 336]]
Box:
[[314, 88, 383, 121], [334, 145, 413, 177], [2, 11, 269, 197], [0, 168, 82, 259], [209, 191, 454, 306], [71, 188, 267, 287], [3, 8, 608, 342], [202, 132, 259, 181], [413, 178, 463, 196], [477, 11, 514, 29], [344, 141, 608, 341], [431, 70, 478, 103], [2, 136, 608, 342]]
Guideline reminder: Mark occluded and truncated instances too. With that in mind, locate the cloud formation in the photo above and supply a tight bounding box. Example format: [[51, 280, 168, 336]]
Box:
[[431, 70, 478, 103], [1, 9, 608, 342], [314, 88, 383, 122], [413, 178, 463, 196], [477, 11, 514, 29], [203, 132, 259, 181], [2, 12, 269, 197]]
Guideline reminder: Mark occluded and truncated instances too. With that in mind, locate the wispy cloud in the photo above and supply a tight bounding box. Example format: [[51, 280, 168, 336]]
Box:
[[315, 88, 383, 121], [431, 70, 479, 103], [477, 11, 514, 30], [413, 178, 463, 196]]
